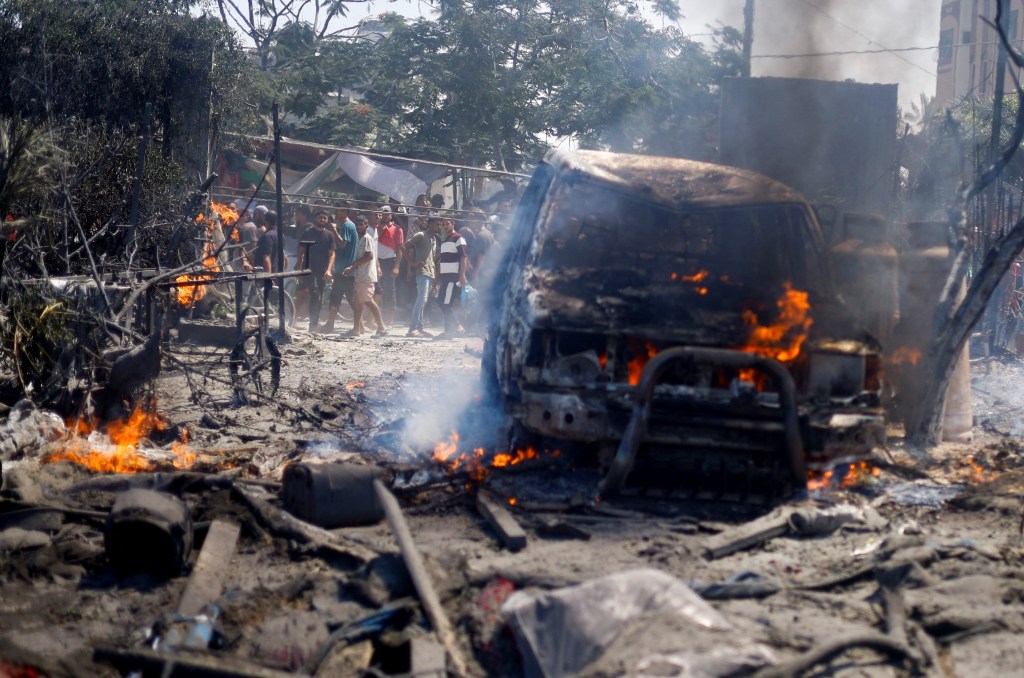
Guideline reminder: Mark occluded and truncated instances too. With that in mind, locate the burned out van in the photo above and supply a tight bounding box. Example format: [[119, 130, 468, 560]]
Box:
[[482, 149, 885, 499]]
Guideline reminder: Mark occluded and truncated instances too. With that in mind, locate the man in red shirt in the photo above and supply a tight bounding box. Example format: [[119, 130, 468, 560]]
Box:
[[375, 205, 404, 328]]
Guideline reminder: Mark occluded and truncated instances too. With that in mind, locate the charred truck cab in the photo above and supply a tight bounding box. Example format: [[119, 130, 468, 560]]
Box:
[[483, 150, 885, 500]]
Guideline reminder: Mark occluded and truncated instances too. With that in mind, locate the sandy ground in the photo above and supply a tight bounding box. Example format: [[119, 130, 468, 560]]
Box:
[[2, 320, 1024, 677]]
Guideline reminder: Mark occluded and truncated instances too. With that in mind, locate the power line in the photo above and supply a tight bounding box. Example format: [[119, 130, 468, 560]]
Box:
[[753, 45, 939, 58], [793, 0, 935, 77], [753, 40, 1018, 60]]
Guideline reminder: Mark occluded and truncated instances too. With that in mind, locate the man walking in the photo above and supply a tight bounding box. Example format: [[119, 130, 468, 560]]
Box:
[[404, 215, 439, 337], [343, 215, 387, 337], [320, 203, 358, 333]]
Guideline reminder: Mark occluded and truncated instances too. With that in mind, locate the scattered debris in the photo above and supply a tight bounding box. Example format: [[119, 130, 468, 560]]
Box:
[[476, 490, 528, 552]]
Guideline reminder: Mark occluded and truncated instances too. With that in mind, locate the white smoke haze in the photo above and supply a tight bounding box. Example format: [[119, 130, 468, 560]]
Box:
[[399, 371, 503, 454], [680, 0, 940, 109]]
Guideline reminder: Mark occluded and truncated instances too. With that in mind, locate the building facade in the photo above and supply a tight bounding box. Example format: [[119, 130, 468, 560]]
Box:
[[936, 0, 1024, 106]]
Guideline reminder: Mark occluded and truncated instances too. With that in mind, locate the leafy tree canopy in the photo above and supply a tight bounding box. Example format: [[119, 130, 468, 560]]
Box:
[[234, 0, 741, 169]]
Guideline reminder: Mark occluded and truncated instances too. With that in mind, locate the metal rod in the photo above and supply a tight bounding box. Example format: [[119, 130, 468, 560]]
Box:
[[222, 131, 531, 178], [273, 101, 288, 340], [234, 278, 244, 345], [161, 269, 311, 287]]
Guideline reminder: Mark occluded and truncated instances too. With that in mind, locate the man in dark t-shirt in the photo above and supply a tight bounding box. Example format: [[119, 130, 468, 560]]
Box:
[[254, 210, 281, 274], [295, 210, 336, 332]]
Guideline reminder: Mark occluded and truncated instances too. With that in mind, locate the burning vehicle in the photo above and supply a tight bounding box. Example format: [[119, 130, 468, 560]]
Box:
[[483, 150, 885, 500]]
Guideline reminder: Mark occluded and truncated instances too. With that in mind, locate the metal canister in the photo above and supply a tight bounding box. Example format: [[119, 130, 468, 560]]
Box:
[[105, 489, 192, 577], [830, 212, 900, 348], [280, 463, 384, 528]]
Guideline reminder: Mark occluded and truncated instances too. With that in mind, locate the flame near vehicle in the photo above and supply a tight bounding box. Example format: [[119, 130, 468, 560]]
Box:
[[624, 283, 814, 388], [807, 460, 880, 491], [432, 430, 552, 482]]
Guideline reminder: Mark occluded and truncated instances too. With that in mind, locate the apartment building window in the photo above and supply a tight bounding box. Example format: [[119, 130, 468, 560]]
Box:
[[939, 28, 954, 64]]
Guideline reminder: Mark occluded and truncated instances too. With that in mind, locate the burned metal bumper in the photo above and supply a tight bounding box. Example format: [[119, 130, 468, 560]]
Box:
[[597, 347, 804, 497]]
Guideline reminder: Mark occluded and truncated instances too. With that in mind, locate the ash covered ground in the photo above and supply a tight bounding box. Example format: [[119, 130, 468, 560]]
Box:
[[3, 324, 1024, 677]]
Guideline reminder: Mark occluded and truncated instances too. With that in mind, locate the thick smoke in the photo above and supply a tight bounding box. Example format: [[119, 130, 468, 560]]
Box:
[[748, 0, 939, 106]]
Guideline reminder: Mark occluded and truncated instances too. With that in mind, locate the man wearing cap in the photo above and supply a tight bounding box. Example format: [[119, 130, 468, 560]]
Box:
[[375, 205, 404, 328], [237, 207, 261, 269]]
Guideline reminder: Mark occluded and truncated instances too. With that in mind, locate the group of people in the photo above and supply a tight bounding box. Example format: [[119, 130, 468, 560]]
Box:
[[235, 191, 514, 339]]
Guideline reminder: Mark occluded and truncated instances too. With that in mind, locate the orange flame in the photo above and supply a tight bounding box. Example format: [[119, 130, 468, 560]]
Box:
[[807, 461, 880, 491], [627, 342, 658, 386], [739, 283, 812, 363], [492, 447, 539, 467], [345, 380, 366, 392], [174, 208, 225, 307], [670, 270, 710, 295], [966, 456, 986, 483], [888, 347, 922, 365], [432, 430, 553, 482], [47, 404, 193, 473]]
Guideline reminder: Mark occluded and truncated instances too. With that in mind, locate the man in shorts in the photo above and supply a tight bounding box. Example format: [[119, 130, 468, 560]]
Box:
[[343, 215, 387, 336]]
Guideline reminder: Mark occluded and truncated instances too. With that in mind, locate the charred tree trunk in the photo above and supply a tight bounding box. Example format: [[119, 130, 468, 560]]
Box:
[[904, 3, 1024, 446], [905, 219, 1024, 444]]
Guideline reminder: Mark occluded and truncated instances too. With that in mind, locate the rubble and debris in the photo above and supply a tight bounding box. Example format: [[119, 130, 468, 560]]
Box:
[[104, 489, 192, 577], [280, 462, 384, 528], [476, 490, 528, 552], [502, 568, 774, 678]]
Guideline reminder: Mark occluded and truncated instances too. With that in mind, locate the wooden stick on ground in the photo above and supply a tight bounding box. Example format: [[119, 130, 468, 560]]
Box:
[[373, 479, 469, 677], [476, 491, 527, 552]]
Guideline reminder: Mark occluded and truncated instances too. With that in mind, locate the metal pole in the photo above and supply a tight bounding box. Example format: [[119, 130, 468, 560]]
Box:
[[742, 0, 754, 78], [273, 102, 288, 340], [985, 0, 1010, 348]]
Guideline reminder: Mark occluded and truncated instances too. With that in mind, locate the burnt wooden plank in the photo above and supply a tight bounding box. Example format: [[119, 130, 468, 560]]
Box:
[[177, 519, 241, 617], [476, 491, 527, 552], [702, 511, 789, 560]]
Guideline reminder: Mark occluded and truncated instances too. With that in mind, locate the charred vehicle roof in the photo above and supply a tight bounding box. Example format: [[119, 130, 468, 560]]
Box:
[[485, 149, 884, 502]]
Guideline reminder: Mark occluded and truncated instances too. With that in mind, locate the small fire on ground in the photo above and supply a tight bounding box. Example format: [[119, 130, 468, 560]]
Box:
[[432, 430, 557, 484], [807, 461, 880, 491], [46, 404, 197, 473]]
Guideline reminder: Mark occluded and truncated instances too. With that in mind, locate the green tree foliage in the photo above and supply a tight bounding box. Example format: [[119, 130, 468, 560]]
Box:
[[250, 0, 741, 168], [0, 0, 257, 273]]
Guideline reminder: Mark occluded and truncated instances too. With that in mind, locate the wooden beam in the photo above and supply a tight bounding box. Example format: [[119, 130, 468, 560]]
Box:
[[476, 491, 527, 552], [177, 519, 241, 617]]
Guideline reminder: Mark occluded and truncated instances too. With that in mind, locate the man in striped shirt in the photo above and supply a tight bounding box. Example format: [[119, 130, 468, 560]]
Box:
[[432, 214, 468, 340]]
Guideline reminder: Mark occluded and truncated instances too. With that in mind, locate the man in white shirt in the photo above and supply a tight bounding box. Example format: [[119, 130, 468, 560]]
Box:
[[342, 215, 387, 336]]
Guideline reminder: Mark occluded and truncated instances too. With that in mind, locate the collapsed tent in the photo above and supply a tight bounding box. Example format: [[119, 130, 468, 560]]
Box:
[[285, 148, 448, 204]]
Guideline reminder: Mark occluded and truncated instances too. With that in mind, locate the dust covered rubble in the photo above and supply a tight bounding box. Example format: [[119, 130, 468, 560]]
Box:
[[1, 336, 1024, 675]]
